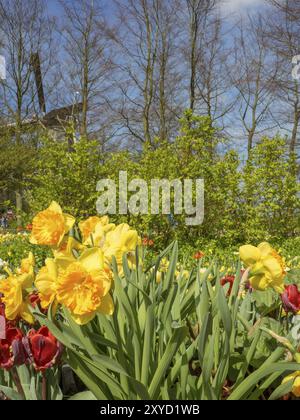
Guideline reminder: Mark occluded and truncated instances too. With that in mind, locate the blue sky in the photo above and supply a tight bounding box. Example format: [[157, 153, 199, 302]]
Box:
[[47, 0, 61, 16], [47, 0, 115, 19], [46, 0, 265, 19]]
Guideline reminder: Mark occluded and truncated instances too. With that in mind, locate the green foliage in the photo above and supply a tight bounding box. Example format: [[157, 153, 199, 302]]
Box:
[[243, 137, 300, 242], [0, 366, 63, 401], [22, 113, 300, 248], [0, 233, 50, 271], [0, 131, 37, 194], [28, 242, 300, 400]]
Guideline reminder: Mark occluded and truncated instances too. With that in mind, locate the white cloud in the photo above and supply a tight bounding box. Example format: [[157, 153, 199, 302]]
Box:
[[221, 0, 265, 14]]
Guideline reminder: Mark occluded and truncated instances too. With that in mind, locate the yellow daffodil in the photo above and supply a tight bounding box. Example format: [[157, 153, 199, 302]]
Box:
[[151, 261, 169, 284], [16, 252, 35, 288], [35, 258, 58, 310], [282, 371, 300, 397], [239, 242, 286, 293], [20, 252, 35, 275], [181, 270, 190, 280], [103, 224, 141, 265], [53, 236, 84, 259], [30, 201, 75, 247], [0, 275, 34, 324], [79, 216, 115, 247], [55, 248, 114, 325], [160, 258, 170, 273]]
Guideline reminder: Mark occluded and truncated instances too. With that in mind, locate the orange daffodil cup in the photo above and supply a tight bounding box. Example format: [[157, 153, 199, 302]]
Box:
[[36, 248, 114, 325], [0, 201, 141, 326], [79, 216, 115, 247], [239, 242, 286, 293], [30, 201, 75, 247]]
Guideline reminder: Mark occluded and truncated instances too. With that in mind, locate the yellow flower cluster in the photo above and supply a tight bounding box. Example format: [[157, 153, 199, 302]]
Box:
[[0, 202, 141, 326], [0, 252, 35, 324], [155, 258, 189, 284], [0, 232, 29, 244]]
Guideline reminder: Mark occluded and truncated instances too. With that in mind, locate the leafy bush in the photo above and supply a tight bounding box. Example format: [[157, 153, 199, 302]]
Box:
[[24, 113, 300, 249]]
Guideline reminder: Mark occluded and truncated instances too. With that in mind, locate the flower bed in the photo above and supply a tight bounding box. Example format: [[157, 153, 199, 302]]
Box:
[[0, 202, 300, 400]]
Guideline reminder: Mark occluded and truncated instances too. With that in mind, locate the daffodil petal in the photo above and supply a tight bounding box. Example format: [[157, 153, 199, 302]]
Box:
[[71, 312, 96, 326], [79, 248, 104, 272], [258, 242, 273, 257], [292, 376, 300, 397], [98, 294, 114, 316], [262, 256, 283, 279], [249, 274, 271, 291], [45, 258, 58, 279], [64, 213, 76, 232], [239, 245, 261, 266], [20, 302, 35, 324], [48, 201, 63, 214]]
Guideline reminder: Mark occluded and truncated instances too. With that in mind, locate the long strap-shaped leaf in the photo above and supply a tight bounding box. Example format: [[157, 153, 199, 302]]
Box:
[[228, 362, 300, 400], [148, 326, 188, 400]]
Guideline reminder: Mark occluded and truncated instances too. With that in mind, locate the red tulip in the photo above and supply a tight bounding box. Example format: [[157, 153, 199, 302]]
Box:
[[220, 275, 235, 296], [28, 293, 47, 315], [26, 224, 33, 231], [281, 285, 300, 314], [0, 327, 27, 370], [28, 292, 41, 308], [23, 326, 63, 371]]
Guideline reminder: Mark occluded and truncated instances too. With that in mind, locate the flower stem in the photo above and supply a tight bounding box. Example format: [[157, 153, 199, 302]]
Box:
[[42, 372, 47, 401], [11, 368, 25, 400]]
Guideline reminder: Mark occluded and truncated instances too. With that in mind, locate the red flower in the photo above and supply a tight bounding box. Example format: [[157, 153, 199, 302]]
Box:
[[220, 275, 235, 296], [281, 285, 300, 314], [0, 327, 27, 370], [28, 292, 41, 308], [23, 326, 63, 371], [142, 238, 154, 247], [26, 224, 33, 231], [0, 297, 6, 340], [28, 293, 47, 315], [193, 251, 205, 260]]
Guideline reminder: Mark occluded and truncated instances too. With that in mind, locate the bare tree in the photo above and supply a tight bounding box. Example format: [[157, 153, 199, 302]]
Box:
[[231, 14, 279, 156], [269, 0, 300, 19], [152, 1, 183, 141], [60, 0, 115, 141], [193, 13, 234, 130], [185, 0, 218, 113], [0, 0, 54, 129], [267, 0, 300, 156], [0, 0, 54, 218], [111, 0, 183, 147]]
